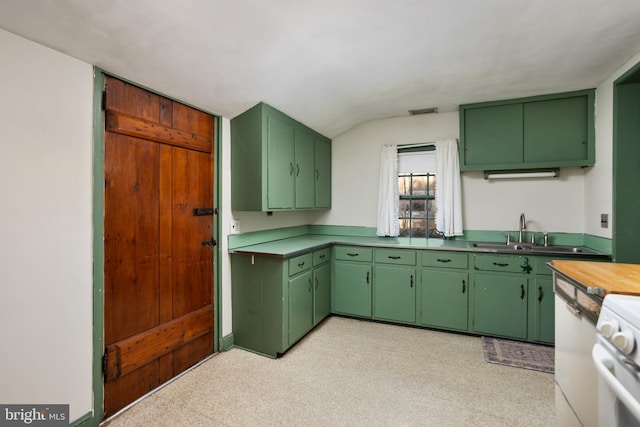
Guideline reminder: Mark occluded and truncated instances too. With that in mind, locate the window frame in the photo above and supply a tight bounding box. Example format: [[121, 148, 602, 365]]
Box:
[[397, 145, 438, 239]]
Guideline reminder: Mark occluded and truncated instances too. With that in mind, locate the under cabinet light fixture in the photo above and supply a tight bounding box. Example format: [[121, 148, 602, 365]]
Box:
[[484, 169, 559, 180]]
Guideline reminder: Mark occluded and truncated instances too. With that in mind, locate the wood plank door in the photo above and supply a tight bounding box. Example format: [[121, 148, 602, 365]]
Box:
[[103, 76, 215, 417]]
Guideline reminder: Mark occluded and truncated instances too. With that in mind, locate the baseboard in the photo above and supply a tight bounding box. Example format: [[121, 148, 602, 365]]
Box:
[[221, 333, 234, 351], [72, 410, 96, 427]]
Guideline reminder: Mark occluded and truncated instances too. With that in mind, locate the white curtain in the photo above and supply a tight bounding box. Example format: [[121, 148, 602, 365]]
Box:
[[376, 144, 399, 237], [435, 139, 464, 237]]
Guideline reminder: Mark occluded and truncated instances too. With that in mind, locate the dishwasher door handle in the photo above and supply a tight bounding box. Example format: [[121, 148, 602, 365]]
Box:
[[592, 343, 640, 422]]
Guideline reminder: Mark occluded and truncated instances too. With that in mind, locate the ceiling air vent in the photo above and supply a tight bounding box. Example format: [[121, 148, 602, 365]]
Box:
[[409, 107, 438, 115]]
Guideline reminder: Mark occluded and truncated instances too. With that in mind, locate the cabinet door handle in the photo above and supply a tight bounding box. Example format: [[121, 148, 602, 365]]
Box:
[[462, 279, 466, 294], [493, 262, 509, 267], [289, 162, 294, 175], [298, 262, 305, 267], [538, 286, 543, 302], [410, 275, 414, 288], [316, 169, 319, 180], [308, 277, 312, 292], [347, 253, 360, 257], [315, 277, 319, 290], [520, 284, 525, 300], [319, 254, 325, 259], [437, 258, 452, 263], [366, 271, 370, 284], [388, 255, 401, 260], [296, 164, 300, 176]]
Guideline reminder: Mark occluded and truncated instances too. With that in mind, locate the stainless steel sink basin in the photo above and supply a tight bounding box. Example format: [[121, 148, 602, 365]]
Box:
[[471, 242, 528, 251], [471, 242, 599, 255], [527, 245, 591, 254]]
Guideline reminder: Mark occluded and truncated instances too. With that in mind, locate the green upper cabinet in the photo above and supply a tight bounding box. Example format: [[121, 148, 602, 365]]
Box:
[[459, 89, 595, 171], [267, 115, 295, 209], [294, 129, 315, 209], [315, 137, 332, 208], [231, 102, 332, 211]]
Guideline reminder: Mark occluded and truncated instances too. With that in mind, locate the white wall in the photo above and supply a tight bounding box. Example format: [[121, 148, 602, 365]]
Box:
[[585, 50, 640, 238], [0, 29, 93, 421], [322, 111, 586, 234]]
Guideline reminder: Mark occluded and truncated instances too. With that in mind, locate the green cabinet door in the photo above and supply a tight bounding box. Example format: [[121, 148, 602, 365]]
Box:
[[473, 273, 528, 340], [267, 115, 295, 209], [462, 103, 523, 168], [313, 262, 331, 324], [289, 270, 313, 345], [315, 137, 331, 208], [333, 262, 372, 318], [528, 278, 554, 344], [421, 270, 468, 331], [294, 129, 315, 209], [524, 96, 589, 163], [373, 265, 416, 323]]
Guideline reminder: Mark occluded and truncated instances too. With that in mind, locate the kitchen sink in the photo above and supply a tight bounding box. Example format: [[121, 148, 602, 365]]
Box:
[[471, 242, 600, 255]]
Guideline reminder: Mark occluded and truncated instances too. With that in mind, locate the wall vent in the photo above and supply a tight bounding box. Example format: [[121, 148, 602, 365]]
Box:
[[409, 107, 438, 115]]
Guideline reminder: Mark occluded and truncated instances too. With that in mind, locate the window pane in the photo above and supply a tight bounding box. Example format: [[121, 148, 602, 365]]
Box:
[[399, 219, 410, 237], [411, 199, 426, 217], [399, 200, 410, 217], [412, 176, 428, 195], [411, 219, 427, 237], [428, 175, 436, 195], [399, 176, 411, 196], [427, 199, 436, 218], [427, 219, 438, 237]]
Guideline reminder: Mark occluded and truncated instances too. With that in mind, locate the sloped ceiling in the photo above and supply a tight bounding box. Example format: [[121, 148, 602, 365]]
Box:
[[1, 0, 640, 137]]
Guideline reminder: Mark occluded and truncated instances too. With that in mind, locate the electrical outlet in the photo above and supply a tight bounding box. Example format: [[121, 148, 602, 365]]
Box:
[[230, 220, 240, 234], [600, 214, 608, 228]]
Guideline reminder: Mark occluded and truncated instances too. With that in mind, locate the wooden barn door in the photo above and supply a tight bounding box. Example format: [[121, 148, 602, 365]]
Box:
[[103, 76, 215, 416]]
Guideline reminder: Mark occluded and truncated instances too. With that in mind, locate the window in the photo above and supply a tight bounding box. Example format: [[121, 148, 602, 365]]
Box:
[[397, 149, 439, 238], [398, 173, 438, 238]]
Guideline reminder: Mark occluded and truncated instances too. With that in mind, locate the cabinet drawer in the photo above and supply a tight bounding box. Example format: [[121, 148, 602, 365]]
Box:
[[313, 247, 331, 266], [289, 253, 313, 276], [474, 254, 531, 274], [334, 246, 373, 262], [421, 252, 468, 269], [375, 249, 416, 266]]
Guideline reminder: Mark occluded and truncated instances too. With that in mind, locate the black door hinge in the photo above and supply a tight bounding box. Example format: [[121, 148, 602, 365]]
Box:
[[101, 90, 107, 111]]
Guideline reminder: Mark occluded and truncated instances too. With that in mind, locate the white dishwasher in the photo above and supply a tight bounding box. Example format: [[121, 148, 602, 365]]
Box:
[[553, 274, 603, 427], [593, 294, 640, 426]]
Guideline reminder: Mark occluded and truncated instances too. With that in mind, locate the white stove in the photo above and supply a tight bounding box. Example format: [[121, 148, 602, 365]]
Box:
[[593, 294, 640, 426]]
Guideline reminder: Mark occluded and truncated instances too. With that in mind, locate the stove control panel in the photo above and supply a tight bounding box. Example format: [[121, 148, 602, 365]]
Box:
[[597, 294, 640, 363]]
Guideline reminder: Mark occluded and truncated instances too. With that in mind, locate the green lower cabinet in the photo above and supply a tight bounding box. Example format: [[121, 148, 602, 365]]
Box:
[[527, 277, 554, 344], [232, 250, 327, 358], [333, 262, 372, 318], [288, 271, 313, 345], [373, 265, 416, 323], [421, 270, 468, 332], [313, 262, 331, 324], [473, 273, 528, 340]]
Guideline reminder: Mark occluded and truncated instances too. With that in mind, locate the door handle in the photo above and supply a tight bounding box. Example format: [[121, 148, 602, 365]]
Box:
[[520, 284, 525, 300], [366, 271, 370, 284], [462, 279, 466, 294], [410, 275, 413, 288], [538, 286, 543, 302]]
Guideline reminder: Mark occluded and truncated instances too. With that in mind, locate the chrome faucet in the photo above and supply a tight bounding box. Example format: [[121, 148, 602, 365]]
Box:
[[518, 213, 526, 243]]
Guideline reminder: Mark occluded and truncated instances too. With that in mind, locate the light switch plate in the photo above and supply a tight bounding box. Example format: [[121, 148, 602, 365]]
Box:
[[600, 214, 608, 228]]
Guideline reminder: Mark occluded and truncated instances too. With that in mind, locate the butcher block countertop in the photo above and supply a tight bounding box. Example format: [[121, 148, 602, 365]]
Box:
[[549, 260, 640, 296]]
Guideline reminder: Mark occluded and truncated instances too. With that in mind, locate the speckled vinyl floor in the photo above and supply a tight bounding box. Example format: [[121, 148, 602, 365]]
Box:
[[103, 316, 554, 427]]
